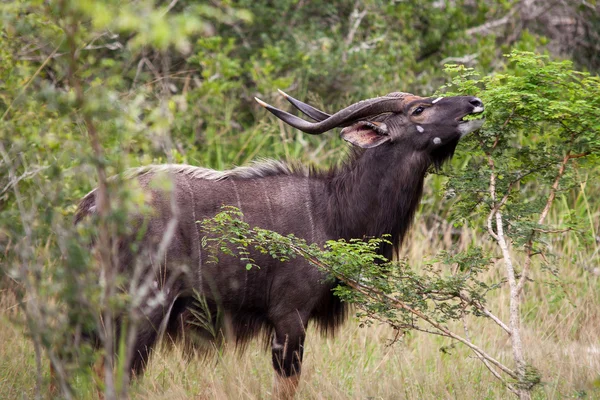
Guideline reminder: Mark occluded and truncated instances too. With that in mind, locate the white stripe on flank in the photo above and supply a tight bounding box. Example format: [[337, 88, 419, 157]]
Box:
[[305, 179, 315, 242], [182, 177, 203, 286], [231, 179, 248, 307], [260, 180, 276, 227], [230, 180, 243, 216]]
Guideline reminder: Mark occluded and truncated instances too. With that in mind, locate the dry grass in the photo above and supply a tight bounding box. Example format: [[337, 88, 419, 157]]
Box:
[[2, 216, 600, 399]]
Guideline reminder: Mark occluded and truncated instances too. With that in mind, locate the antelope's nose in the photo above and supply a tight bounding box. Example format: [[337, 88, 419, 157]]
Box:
[[469, 97, 483, 108]]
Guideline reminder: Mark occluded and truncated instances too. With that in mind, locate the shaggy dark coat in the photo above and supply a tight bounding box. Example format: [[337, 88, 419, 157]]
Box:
[[75, 92, 484, 381]]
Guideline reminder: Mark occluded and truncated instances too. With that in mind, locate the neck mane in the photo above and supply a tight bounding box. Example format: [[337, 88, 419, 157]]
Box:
[[121, 146, 452, 261], [326, 146, 432, 259]]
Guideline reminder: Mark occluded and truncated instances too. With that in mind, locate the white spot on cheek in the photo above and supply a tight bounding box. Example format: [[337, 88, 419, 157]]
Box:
[[416, 125, 424, 133], [433, 137, 442, 145], [432, 97, 443, 104]]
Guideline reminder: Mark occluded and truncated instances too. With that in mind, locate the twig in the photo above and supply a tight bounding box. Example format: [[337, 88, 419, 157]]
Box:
[[161, 0, 179, 15], [1, 166, 49, 197], [466, 7, 518, 35], [345, 10, 367, 46], [1, 41, 63, 122], [462, 315, 519, 396], [459, 292, 512, 335], [440, 53, 478, 65], [292, 245, 519, 380], [532, 227, 571, 234], [342, 3, 368, 62], [485, 155, 500, 241]]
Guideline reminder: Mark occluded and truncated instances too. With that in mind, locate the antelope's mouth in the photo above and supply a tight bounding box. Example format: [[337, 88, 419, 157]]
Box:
[[457, 106, 486, 136], [458, 106, 485, 123]]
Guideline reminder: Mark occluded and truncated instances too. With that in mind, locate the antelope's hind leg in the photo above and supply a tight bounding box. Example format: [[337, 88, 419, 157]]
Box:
[[128, 295, 181, 376], [270, 313, 307, 400]]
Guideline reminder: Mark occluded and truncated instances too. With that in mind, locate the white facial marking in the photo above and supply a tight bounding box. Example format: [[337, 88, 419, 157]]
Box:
[[472, 105, 484, 113], [458, 119, 485, 137], [432, 97, 443, 104], [433, 137, 442, 145], [416, 125, 424, 133]]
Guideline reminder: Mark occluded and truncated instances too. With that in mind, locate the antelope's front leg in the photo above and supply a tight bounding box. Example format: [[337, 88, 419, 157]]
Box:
[[271, 316, 306, 399]]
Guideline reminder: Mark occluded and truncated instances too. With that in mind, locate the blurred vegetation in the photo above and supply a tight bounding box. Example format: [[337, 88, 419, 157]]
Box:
[[1, 0, 600, 398]]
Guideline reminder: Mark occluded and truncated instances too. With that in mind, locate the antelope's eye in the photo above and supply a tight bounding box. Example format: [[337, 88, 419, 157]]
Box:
[[412, 106, 425, 116]]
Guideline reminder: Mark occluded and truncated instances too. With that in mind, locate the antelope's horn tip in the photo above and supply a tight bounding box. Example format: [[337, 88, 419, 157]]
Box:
[[254, 97, 268, 108], [277, 89, 289, 98]]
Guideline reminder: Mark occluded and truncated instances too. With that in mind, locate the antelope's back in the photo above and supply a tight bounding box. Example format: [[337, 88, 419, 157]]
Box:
[[75, 165, 332, 308]]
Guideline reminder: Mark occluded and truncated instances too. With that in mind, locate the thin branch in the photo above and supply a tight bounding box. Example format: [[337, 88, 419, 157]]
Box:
[[352, 279, 518, 379], [466, 7, 518, 35], [1, 166, 50, 197], [459, 292, 512, 335], [293, 246, 519, 380], [568, 152, 591, 159], [16, 53, 66, 61], [485, 155, 500, 241], [1, 41, 63, 122], [440, 53, 478, 65], [344, 6, 368, 47], [532, 227, 571, 234], [462, 316, 519, 396], [161, 0, 179, 15], [342, 3, 368, 62]]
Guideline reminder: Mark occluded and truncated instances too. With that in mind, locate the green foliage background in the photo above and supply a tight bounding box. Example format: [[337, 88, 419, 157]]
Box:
[[1, 0, 600, 398]]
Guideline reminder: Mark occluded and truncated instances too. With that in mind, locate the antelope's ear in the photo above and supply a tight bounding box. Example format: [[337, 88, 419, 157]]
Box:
[[340, 121, 390, 148]]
